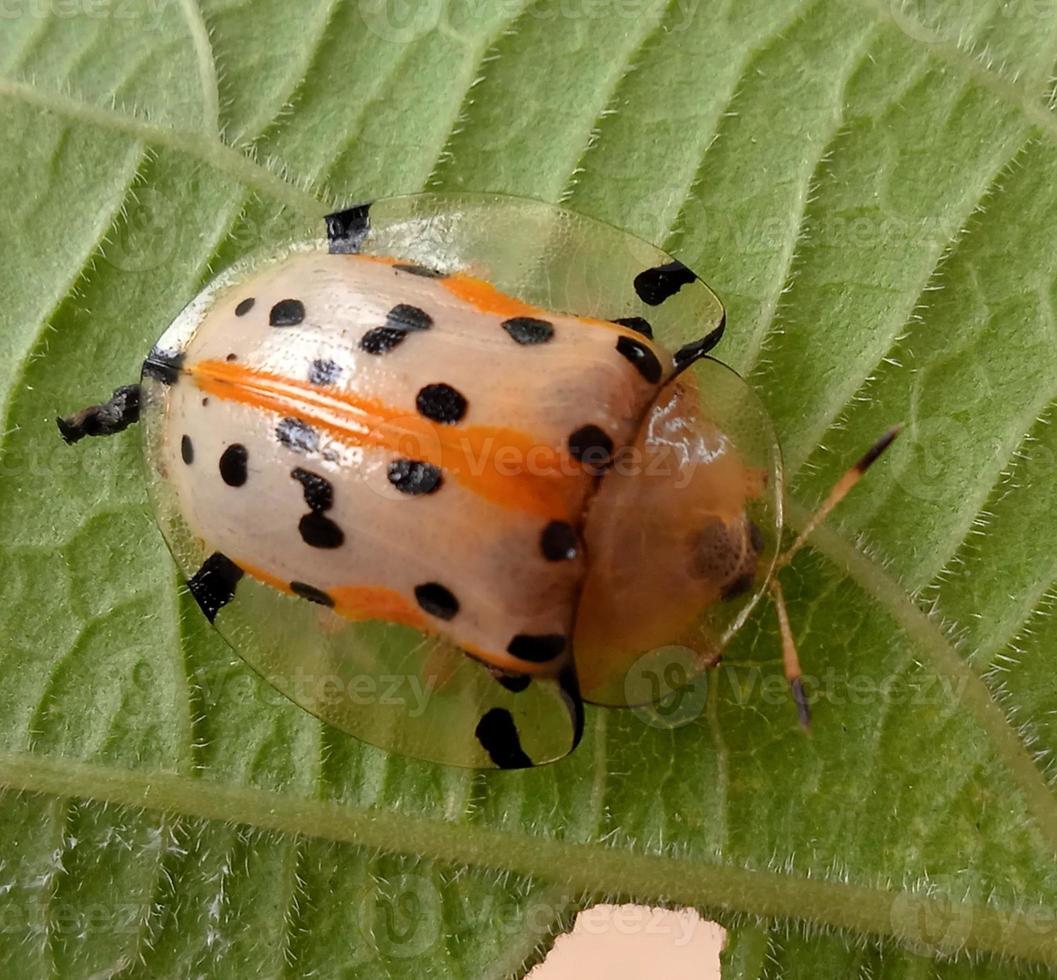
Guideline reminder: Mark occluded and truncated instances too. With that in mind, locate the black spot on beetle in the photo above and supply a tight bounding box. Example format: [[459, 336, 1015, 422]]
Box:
[[276, 417, 319, 454], [387, 303, 433, 332], [612, 315, 653, 339], [502, 316, 554, 345], [615, 335, 663, 384], [235, 297, 255, 317], [187, 552, 243, 623], [414, 582, 459, 621], [270, 298, 305, 327], [388, 459, 443, 496], [633, 260, 696, 305], [567, 424, 614, 474], [416, 383, 467, 424], [309, 358, 341, 385], [181, 435, 194, 465], [219, 444, 248, 487], [475, 708, 533, 769], [540, 521, 578, 561], [361, 305, 432, 355], [506, 633, 566, 663], [291, 581, 335, 607], [299, 513, 345, 549], [291, 467, 334, 512], [360, 326, 407, 354]]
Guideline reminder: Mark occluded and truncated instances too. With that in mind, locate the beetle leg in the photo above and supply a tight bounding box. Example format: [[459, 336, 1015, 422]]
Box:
[[769, 578, 810, 730], [57, 384, 141, 444]]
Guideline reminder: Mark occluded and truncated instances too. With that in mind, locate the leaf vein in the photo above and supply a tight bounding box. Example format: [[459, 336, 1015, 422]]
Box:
[[0, 78, 328, 216], [176, 0, 220, 133]]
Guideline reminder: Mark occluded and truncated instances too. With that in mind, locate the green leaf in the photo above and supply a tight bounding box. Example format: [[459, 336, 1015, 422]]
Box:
[[3, 0, 1057, 975]]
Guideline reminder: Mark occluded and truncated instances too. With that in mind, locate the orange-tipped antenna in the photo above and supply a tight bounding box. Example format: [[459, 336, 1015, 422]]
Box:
[[769, 578, 810, 730], [776, 425, 902, 571]]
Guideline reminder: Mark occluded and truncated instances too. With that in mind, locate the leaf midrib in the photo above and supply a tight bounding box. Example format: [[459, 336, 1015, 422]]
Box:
[[1, 744, 1054, 967]]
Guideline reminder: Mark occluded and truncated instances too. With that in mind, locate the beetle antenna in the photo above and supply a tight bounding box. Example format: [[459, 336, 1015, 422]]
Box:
[[769, 578, 810, 729], [775, 425, 902, 570]]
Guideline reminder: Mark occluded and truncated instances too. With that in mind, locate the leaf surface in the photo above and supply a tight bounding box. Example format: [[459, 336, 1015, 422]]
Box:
[[3, 0, 1057, 975]]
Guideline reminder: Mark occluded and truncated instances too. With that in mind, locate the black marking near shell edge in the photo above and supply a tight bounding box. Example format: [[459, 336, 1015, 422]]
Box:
[[388, 458, 443, 496], [276, 417, 320, 454], [181, 435, 194, 465], [633, 260, 696, 306], [416, 383, 467, 424], [672, 314, 727, 375], [475, 708, 533, 769], [415, 582, 460, 621], [187, 552, 244, 623], [502, 316, 554, 345], [326, 203, 371, 254], [612, 315, 653, 339], [142, 349, 185, 385], [506, 633, 566, 663], [495, 672, 532, 693], [558, 664, 585, 747], [291, 581, 335, 607], [394, 262, 446, 279], [615, 335, 662, 384], [235, 297, 255, 317]]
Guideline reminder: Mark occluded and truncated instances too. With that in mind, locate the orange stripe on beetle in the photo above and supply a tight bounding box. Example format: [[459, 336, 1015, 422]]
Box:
[[189, 359, 585, 520], [237, 560, 430, 630]]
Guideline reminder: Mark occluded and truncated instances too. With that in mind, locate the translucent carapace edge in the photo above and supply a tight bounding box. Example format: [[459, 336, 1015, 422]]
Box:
[[139, 191, 746, 768]]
